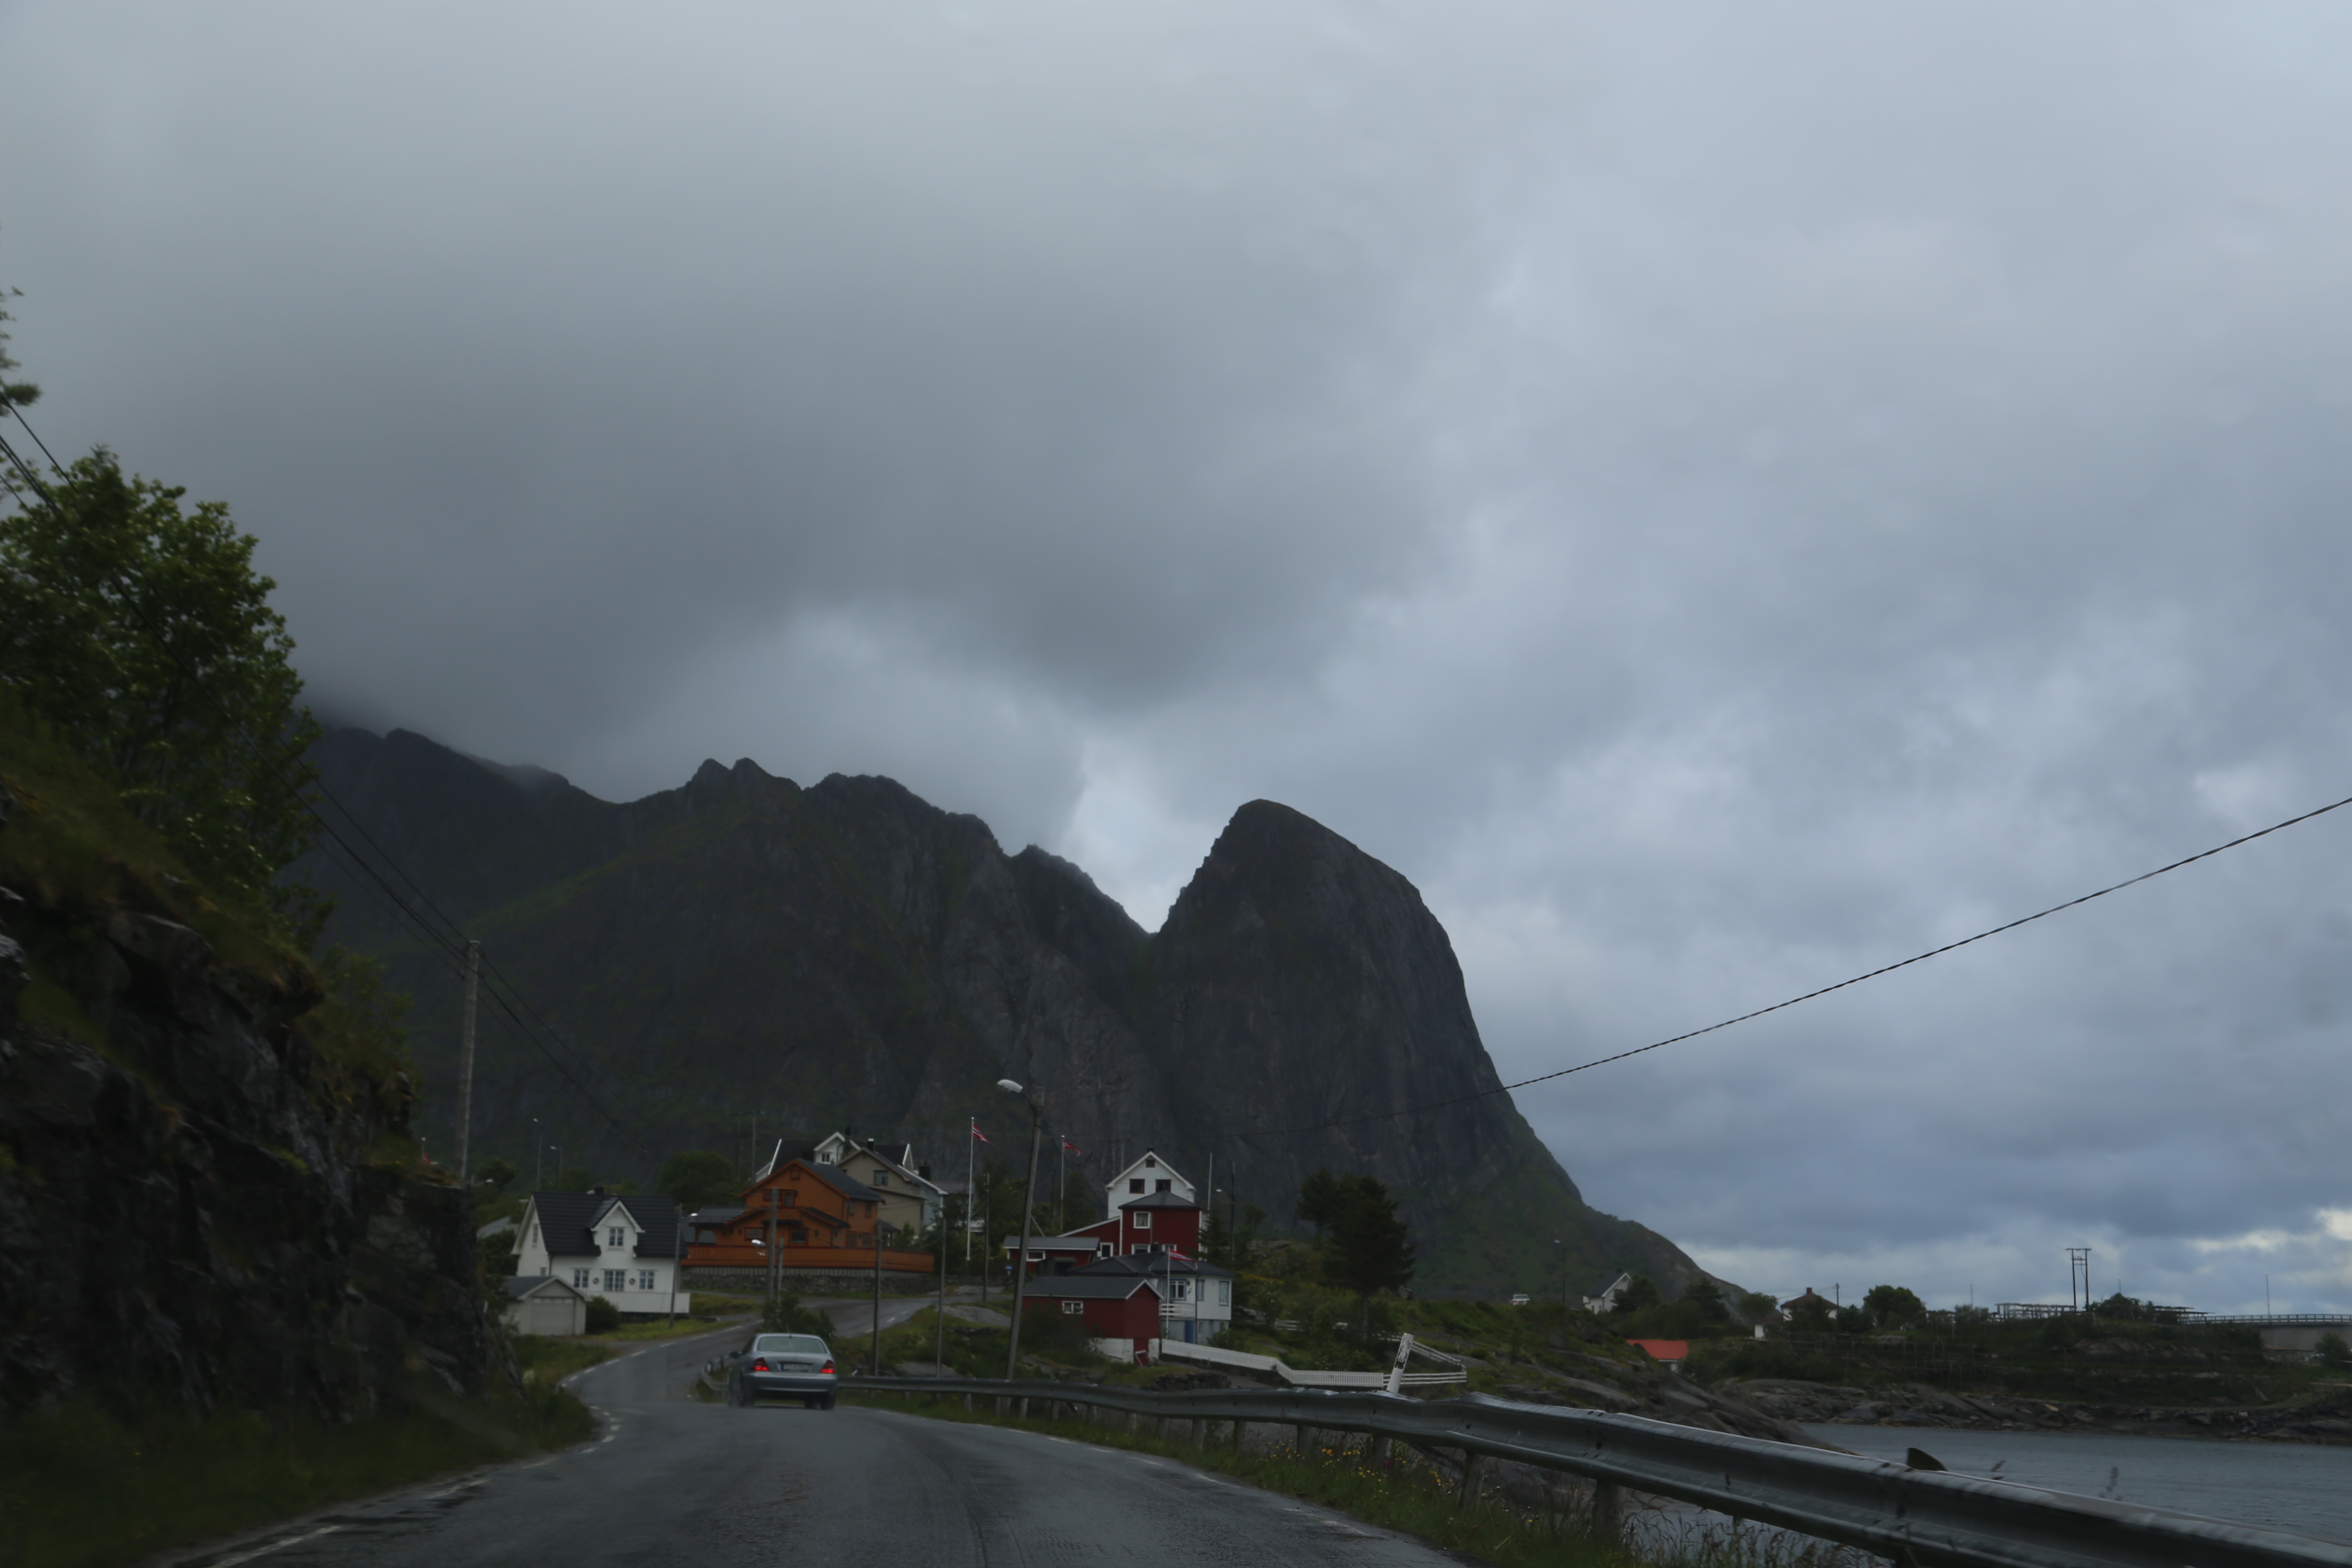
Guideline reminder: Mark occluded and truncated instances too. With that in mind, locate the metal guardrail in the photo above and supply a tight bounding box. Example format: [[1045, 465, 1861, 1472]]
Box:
[[839, 1374, 2352, 1568]]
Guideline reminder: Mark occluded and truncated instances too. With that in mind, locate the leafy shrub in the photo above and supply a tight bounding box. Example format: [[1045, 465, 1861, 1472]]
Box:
[[761, 1292, 833, 1337], [583, 1296, 621, 1333], [2317, 1331, 2351, 1366]]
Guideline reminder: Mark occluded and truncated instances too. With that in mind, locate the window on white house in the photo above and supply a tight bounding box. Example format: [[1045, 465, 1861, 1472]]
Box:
[[573, 1267, 590, 1288], [1218, 1280, 1231, 1305], [637, 1269, 655, 1291], [871, 1171, 888, 1187], [1155, 1179, 1171, 1192], [1173, 1279, 1188, 1299], [1128, 1179, 1144, 1193], [607, 1226, 625, 1248], [603, 1268, 626, 1292], [1144, 1156, 1156, 1168]]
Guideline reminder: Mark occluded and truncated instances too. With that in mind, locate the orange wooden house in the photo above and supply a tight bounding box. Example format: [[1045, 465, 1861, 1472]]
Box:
[[685, 1158, 933, 1275]]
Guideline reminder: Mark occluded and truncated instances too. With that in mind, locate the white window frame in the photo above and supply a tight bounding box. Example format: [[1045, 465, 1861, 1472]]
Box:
[[1062, 1300, 1083, 1315], [573, 1266, 590, 1289], [603, 1268, 626, 1292], [1132, 1211, 1151, 1229], [636, 1268, 656, 1291], [607, 1225, 626, 1248]]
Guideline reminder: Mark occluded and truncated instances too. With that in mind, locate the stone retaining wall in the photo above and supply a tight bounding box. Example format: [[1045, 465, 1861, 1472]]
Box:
[[687, 1266, 942, 1297]]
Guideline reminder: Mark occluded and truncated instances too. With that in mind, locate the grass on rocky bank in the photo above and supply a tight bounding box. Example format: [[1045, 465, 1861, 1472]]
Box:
[[0, 1370, 594, 1568]]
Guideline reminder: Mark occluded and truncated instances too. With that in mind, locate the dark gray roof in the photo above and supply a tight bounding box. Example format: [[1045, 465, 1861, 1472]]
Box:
[[1003, 1232, 1109, 1250], [1023, 1277, 1164, 1301], [1118, 1191, 1203, 1211], [504, 1274, 582, 1300], [796, 1161, 883, 1204], [1587, 1271, 1634, 1295], [527, 1192, 683, 1260], [1071, 1253, 1233, 1280]]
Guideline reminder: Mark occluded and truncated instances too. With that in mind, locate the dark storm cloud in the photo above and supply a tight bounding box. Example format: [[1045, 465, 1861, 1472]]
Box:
[[6, 0, 2351, 1308]]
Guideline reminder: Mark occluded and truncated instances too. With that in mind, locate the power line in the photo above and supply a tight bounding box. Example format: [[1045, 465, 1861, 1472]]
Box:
[[0, 423, 660, 1167], [1228, 785, 2352, 1139]]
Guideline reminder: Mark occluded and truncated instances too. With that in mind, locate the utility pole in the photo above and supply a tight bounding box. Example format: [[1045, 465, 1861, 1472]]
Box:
[[872, 1193, 884, 1377], [1001, 1080, 1044, 1381], [2067, 1247, 2092, 1314], [454, 940, 480, 1183]]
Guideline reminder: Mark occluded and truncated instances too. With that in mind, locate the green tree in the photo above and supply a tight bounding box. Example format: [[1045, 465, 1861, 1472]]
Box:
[[2316, 1332, 2351, 1366], [1319, 1174, 1416, 1341], [1862, 1284, 1926, 1328], [1682, 1281, 1730, 1323], [1612, 1275, 1661, 1316], [657, 1150, 741, 1211], [1736, 1290, 1780, 1325], [1297, 1168, 1345, 1238], [761, 1292, 834, 1337], [1785, 1294, 1833, 1332], [475, 1156, 519, 1198], [0, 450, 321, 926]]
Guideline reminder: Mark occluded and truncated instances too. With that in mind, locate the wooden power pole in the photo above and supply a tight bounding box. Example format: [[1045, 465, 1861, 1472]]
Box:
[[455, 939, 480, 1183]]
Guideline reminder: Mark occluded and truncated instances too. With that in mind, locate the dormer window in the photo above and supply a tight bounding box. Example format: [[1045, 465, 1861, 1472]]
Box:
[[607, 1226, 625, 1248]]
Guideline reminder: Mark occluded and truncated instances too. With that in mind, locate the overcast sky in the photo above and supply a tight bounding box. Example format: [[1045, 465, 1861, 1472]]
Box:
[[8, 1, 2352, 1312]]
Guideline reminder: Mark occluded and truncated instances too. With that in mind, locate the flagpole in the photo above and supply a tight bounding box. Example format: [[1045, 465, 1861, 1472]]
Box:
[[965, 1117, 974, 1270], [1057, 1135, 1066, 1235]]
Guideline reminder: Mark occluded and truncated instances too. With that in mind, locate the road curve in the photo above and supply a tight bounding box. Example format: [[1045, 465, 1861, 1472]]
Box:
[[178, 1327, 1463, 1568]]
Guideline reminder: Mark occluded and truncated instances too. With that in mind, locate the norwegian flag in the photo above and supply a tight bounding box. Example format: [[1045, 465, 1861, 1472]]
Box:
[[1060, 1137, 1083, 1155], [1164, 1247, 1192, 1262], [970, 1121, 992, 1145]]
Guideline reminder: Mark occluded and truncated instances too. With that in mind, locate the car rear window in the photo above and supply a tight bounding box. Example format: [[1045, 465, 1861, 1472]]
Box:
[[751, 1334, 829, 1355]]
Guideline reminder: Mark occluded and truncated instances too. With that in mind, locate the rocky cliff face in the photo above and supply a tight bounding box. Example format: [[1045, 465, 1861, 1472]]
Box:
[[298, 728, 1712, 1297], [0, 779, 493, 1419]]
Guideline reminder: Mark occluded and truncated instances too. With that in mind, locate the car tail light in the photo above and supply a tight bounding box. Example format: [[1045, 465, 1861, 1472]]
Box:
[[820, 1360, 834, 1374], [752, 1359, 770, 1372]]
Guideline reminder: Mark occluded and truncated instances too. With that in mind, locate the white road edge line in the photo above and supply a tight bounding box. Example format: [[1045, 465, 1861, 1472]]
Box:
[[202, 1524, 341, 1567]]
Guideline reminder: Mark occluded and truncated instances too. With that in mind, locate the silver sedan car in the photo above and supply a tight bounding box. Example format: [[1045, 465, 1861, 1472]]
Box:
[[727, 1332, 837, 1409]]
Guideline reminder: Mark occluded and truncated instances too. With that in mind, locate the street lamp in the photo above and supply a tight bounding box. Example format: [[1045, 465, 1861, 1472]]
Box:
[[998, 1078, 1045, 1381]]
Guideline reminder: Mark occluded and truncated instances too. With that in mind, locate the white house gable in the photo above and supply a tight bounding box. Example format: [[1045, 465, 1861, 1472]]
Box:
[[1103, 1148, 1194, 1219]]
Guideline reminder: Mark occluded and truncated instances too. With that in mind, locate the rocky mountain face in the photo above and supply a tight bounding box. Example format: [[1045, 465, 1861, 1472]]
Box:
[[0, 784, 493, 1419], [298, 727, 1711, 1297]]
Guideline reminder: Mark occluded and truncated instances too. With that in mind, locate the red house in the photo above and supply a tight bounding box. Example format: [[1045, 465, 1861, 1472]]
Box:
[[1020, 1276, 1165, 1364], [1014, 1192, 1204, 1275]]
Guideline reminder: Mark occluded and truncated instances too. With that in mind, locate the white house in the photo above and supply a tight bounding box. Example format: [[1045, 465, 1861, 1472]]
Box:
[[1103, 1148, 1195, 1219], [513, 1191, 691, 1317], [1583, 1271, 1635, 1314], [1069, 1251, 1234, 1345]]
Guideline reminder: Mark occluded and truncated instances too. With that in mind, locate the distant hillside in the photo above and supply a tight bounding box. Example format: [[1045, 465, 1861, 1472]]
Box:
[[296, 727, 1712, 1298]]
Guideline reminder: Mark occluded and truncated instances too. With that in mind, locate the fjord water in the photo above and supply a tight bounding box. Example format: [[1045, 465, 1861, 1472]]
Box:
[[1806, 1425, 2352, 1542]]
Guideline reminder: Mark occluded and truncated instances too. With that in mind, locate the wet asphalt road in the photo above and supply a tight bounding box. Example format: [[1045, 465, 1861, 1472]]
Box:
[[181, 1326, 1461, 1568]]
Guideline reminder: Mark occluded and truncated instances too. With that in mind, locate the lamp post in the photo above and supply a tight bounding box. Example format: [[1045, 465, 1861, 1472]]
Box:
[[999, 1078, 1045, 1381]]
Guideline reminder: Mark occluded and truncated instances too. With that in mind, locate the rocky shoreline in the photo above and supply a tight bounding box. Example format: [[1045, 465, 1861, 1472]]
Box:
[[1723, 1377, 2352, 1446]]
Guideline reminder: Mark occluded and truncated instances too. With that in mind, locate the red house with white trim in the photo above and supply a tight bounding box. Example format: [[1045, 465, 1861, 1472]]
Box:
[[1021, 1275, 1165, 1364]]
